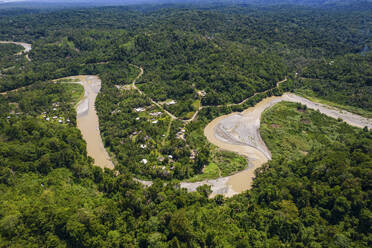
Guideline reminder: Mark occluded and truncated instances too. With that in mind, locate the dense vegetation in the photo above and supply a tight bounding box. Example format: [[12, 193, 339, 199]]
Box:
[[0, 43, 26, 71], [96, 71, 247, 180], [1, 90, 371, 246], [0, 1, 371, 247], [296, 52, 372, 117], [135, 31, 286, 114]]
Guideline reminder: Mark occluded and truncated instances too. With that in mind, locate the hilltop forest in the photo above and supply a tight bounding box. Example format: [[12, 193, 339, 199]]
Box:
[[0, 2, 371, 247]]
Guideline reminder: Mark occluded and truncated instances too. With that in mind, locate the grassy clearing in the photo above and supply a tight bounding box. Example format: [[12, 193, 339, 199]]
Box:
[[260, 101, 362, 162], [64, 84, 84, 104], [186, 148, 247, 181], [187, 163, 220, 182], [212, 150, 247, 177], [192, 100, 201, 110]]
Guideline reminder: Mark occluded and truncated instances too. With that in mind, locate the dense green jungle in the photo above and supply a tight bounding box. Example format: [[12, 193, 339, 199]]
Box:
[[0, 1, 371, 247]]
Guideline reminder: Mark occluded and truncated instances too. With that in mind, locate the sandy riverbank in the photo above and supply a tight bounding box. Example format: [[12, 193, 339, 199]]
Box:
[[181, 93, 372, 197]]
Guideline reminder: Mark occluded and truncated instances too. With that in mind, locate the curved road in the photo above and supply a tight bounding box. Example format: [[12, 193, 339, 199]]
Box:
[[184, 78, 288, 124], [131, 65, 178, 120]]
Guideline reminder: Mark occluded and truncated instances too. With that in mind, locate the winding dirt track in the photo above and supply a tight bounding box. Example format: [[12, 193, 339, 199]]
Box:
[[181, 93, 372, 197], [0, 41, 32, 61], [131, 65, 178, 120]]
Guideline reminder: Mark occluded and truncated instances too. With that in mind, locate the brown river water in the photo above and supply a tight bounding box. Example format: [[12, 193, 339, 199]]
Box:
[[60, 75, 114, 170], [9, 41, 370, 195]]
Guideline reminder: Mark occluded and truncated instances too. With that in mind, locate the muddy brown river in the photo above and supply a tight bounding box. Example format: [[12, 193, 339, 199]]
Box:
[[60, 75, 114, 170], [5, 40, 370, 196]]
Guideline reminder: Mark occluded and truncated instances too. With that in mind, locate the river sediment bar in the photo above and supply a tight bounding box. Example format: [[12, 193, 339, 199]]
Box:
[[181, 93, 372, 197]]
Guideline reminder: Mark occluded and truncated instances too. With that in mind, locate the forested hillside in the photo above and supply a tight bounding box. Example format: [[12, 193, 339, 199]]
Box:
[[0, 1, 371, 247], [297, 52, 372, 116]]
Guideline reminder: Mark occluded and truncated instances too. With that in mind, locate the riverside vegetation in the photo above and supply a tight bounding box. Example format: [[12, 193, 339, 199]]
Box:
[[0, 1, 371, 247]]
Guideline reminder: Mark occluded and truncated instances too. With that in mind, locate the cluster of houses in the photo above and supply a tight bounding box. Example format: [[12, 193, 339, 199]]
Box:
[[42, 103, 70, 124], [131, 101, 187, 174], [133, 106, 164, 125], [140, 154, 175, 173]]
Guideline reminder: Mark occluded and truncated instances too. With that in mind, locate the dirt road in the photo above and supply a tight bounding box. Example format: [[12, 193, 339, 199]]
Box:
[[131, 65, 178, 120]]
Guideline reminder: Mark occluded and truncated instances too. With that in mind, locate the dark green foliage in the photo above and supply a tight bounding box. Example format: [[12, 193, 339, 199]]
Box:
[[0, 2, 371, 247], [135, 31, 286, 115], [0, 43, 27, 71], [298, 53, 372, 113]]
